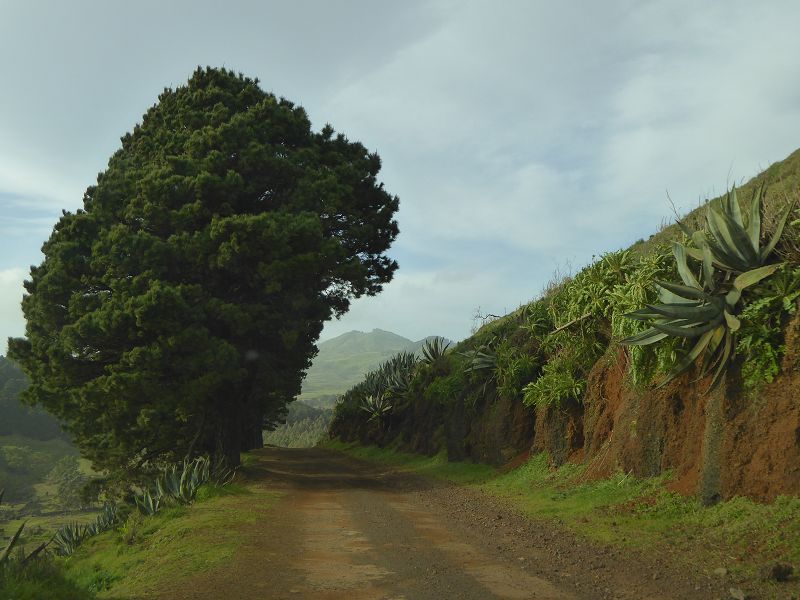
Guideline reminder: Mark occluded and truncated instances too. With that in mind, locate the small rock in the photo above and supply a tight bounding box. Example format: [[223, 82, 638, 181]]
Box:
[[729, 588, 745, 600], [714, 567, 728, 577], [763, 562, 793, 582]]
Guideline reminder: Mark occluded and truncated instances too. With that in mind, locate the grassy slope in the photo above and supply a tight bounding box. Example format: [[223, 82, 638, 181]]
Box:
[[0, 560, 95, 600], [61, 463, 280, 599], [468, 148, 800, 343], [329, 441, 800, 595], [0, 434, 83, 504], [300, 330, 446, 400]]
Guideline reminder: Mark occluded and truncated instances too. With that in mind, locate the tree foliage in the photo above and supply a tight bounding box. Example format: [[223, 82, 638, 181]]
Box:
[[9, 67, 398, 476]]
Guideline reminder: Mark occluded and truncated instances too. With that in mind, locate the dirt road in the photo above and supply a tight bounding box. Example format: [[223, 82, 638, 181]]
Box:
[[160, 447, 726, 600]]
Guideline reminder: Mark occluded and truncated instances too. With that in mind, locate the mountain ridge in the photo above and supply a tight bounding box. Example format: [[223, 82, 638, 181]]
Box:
[[300, 329, 449, 402]]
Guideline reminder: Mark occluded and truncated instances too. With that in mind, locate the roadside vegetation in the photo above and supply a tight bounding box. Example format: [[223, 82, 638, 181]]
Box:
[[61, 479, 276, 598], [1, 453, 262, 599], [263, 401, 333, 448], [332, 167, 800, 440], [0, 489, 93, 600]]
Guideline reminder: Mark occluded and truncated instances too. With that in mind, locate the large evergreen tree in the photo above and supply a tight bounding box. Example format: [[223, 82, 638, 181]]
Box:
[[9, 67, 398, 475]]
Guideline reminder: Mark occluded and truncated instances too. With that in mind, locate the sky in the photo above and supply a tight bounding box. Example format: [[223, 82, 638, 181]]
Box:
[[2, 0, 800, 352]]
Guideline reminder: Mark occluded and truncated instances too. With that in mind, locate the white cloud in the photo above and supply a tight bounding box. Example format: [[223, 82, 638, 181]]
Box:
[[4, 1, 800, 346], [0, 268, 27, 355]]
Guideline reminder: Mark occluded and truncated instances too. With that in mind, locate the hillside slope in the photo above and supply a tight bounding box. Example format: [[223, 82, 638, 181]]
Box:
[[300, 329, 447, 402], [0, 356, 80, 504], [331, 147, 800, 504]]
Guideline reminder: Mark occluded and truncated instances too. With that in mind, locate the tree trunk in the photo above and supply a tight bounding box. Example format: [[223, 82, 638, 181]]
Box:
[[219, 411, 243, 468], [700, 375, 726, 506], [241, 419, 264, 452]]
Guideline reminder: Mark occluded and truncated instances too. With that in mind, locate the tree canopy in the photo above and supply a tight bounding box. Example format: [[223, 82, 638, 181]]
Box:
[[9, 67, 399, 477]]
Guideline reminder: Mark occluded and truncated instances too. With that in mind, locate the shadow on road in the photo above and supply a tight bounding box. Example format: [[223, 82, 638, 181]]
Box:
[[241, 446, 434, 493]]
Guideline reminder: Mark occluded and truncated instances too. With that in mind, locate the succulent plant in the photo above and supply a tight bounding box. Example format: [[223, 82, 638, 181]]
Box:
[[0, 523, 25, 565], [679, 184, 793, 273], [421, 337, 450, 365], [359, 393, 392, 422], [622, 185, 788, 390], [0, 489, 25, 565], [52, 522, 92, 556], [134, 488, 161, 516], [94, 502, 120, 532], [462, 348, 497, 373]]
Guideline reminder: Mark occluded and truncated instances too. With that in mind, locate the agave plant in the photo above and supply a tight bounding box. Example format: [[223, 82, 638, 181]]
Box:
[[134, 488, 161, 516], [679, 184, 793, 273], [94, 502, 120, 532], [157, 456, 228, 506], [52, 522, 91, 556], [177, 457, 210, 503], [622, 185, 787, 390], [462, 347, 498, 373], [155, 466, 182, 501], [359, 393, 392, 422], [386, 367, 413, 399], [460, 342, 499, 398], [421, 337, 450, 365], [0, 490, 26, 566]]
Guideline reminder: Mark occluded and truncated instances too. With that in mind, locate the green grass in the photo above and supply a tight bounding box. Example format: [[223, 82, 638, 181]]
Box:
[[326, 440, 496, 485], [2, 511, 98, 549], [0, 558, 94, 600], [331, 441, 800, 588], [0, 434, 80, 505], [61, 480, 280, 598]]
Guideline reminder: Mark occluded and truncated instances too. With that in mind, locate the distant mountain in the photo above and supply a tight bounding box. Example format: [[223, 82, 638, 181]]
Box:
[[299, 329, 448, 403], [0, 356, 65, 440]]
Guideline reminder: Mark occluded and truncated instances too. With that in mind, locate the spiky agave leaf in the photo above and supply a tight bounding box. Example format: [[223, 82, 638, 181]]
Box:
[[52, 521, 91, 556], [95, 502, 119, 532], [462, 349, 497, 373], [0, 520, 25, 564], [359, 393, 392, 422], [386, 367, 413, 399], [134, 488, 160, 515], [621, 245, 735, 390], [682, 185, 794, 272], [623, 253, 785, 390], [421, 337, 450, 365]]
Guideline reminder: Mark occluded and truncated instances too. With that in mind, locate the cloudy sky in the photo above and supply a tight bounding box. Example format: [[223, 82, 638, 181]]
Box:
[[2, 0, 800, 352]]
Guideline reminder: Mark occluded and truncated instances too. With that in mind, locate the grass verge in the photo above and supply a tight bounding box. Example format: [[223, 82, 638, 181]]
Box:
[[0, 558, 95, 600], [60, 465, 280, 598], [326, 439, 495, 484], [328, 440, 800, 594]]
